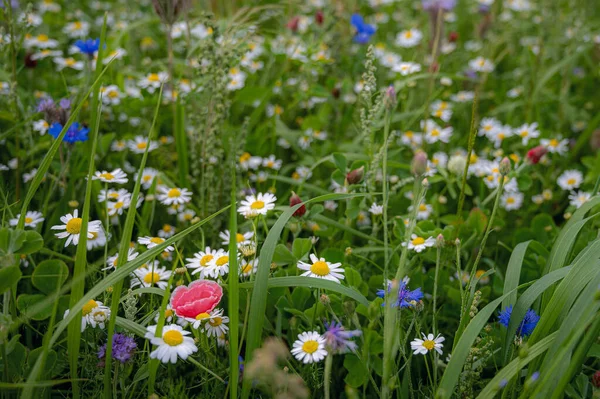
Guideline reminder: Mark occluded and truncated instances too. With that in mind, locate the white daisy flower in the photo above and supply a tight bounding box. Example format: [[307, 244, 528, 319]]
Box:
[[422, 119, 453, 144], [86, 227, 107, 250], [51, 210, 102, 247], [209, 249, 231, 277], [138, 236, 175, 252], [25, 34, 59, 48], [145, 324, 197, 364], [469, 57, 495, 73], [240, 258, 258, 278], [369, 203, 384, 215], [158, 224, 176, 238], [219, 230, 254, 246], [127, 136, 159, 154], [92, 168, 128, 185], [395, 28, 423, 47], [177, 209, 196, 223], [540, 137, 569, 155], [392, 61, 422, 76], [557, 170, 583, 191], [203, 309, 230, 337], [262, 155, 282, 170], [291, 331, 327, 364], [88, 306, 110, 329], [403, 234, 436, 253], [410, 333, 445, 355], [138, 167, 159, 189], [157, 186, 192, 206], [53, 57, 84, 71], [9, 211, 44, 228], [568, 191, 591, 209], [409, 203, 433, 220], [64, 299, 109, 332], [298, 254, 345, 283], [501, 191, 524, 211], [105, 247, 139, 271], [514, 122, 540, 145], [33, 119, 50, 135], [131, 265, 171, 290], [138, 72, 168, 93], [186, 247, 219, 279], [238, 192, 277, 218], [63, 20, 90, 38]]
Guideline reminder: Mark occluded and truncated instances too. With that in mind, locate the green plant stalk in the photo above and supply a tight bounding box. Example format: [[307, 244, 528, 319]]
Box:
[[324, 354, 333, 399], [455, 177, 504, 348], [228, 134, 240, 398], [104, 86, 163, 399], [381, 178, 424, 398], [432, 242, 442, 388], [456, 89, 480, 219], [382, 110, 391, 284]]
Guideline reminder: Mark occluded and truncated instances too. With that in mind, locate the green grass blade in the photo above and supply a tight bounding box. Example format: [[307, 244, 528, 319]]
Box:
[[502, 267, 571, 363], [238, 276, 369, 306], [501, 240, 532, 310], [174, 99, 189, 188], [227, 140, 239, 398], [476, 332, 558, 399], [104, 85, 163, 398], [312, 214, 385, 245], [241, 192, 366, 398]]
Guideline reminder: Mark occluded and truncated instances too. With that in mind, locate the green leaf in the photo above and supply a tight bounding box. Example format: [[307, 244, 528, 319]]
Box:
[[17, 294, 53, 321], [344, 354, 368, 388], [272, 244, 296, 265], [0, 266, 22, 294], [332, 153, 347, 173], [292, 238, 313, 260], [32, 259, 69, 295], [17, 231, 43, 255]]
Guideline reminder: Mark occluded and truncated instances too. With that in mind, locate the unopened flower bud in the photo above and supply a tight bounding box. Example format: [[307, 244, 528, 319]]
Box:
[[270, 262, 278, 270], [447, 154, 466, 176], [345, 247, 353, 256], [68, 200, 79, 208], [320, 294, 330, 305], [346, 166, 365, 185], [289, 191, 306, 217], [436, 234, 445, 248], [384, 85, 396, 110], [411, 151, 428, 176], [518, 344, 529, 359], [287, 16, 300, 32], [592, 370, 600, 388], [438, 195, 447, 204], [526, 146, 547, 164], [499, 157, 511, 175], [422, 178, 430, 188], [175, 267, 186, 275], [315, 10, 324, 25]]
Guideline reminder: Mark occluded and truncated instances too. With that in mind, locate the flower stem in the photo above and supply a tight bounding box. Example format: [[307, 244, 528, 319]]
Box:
[[324, 354, 333, 399]]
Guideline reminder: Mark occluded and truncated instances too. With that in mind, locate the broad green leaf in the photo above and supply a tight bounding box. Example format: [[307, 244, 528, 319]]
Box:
[[32, 260, 69, 295], [0, 266, 22, 294]]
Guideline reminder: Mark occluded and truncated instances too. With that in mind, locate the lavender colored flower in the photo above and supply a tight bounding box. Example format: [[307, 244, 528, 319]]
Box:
[[498, 305, 540, 337], [350, 14, 376, 44], [49, 122, 89, 143], [377, 280, 423, 308], [422, 0, 457, 11], [98, 333, 137, 364], [37, 98, 55, 113], [323, 320, 362, 354], [59, 98, 71, 110]]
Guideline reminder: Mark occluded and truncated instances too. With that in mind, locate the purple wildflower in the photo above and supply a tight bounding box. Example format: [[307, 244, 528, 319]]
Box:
[[36, 98, 55, 113], [322, 321, 361, 354], [98, 333, 137, 364], [422, 0, 457, 11]]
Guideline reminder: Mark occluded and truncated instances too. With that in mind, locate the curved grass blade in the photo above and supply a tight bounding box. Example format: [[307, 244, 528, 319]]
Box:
[[241, 192, 366, 398], [239, 276, 369, 307]]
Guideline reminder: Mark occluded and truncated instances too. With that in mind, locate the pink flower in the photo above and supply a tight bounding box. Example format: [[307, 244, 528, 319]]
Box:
[[170, 280, 223, 319]]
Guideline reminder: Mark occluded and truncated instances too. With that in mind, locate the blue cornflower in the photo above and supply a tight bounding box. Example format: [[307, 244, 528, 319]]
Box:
[[350, 14, 376, 44], [49, 122, 89, 143], [98, 333, 137, 364], [376, 279, 423, 308], [323, 320, 362, 354], [75, 38, 100, 56], [498, 305, 540, 337]]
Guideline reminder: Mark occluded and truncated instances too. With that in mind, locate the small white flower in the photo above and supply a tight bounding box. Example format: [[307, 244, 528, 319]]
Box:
[[138, 72, 168, 93], [469, 57, 494, 73], [501, 191, 524, 211], [557, 170, 583, 191], [157, 186, 192, 206], [403, 234, 436, 253], [297, 254, 345, 283], [209, 249, 231, 277], [514, 122, 540, 145], [105, 248, 139, 271], [186, 247, 219, 279], [51, 210, 102, 247], [93, 168, 128, 184], [369, 203, 384, 215], [203, 309, 230, 337], [291, 331, 327, 364], [131, 264, 171, 290], [138, 236, 175, 252], [9, 211, 44, 228], [392, 61, 422, 76], [395, 28, 423, 48], [145, 324, 197, 364], [33, 119, 50, 135], [410, 333, 445, 355], [219, 230, 254, 246], [127, 136, 159, 154], [568, 191, 591, 209], [240, 258, 258, 278], [238, 192, 277, 218]]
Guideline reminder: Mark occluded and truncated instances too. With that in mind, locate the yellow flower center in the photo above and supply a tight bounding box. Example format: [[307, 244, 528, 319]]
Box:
[[114, 201, 124, 209], [200, 255, 213, 266], [136, 141, 147, 150], [147, 73, 160, 82], [405, 31, 413, 39], [143, 175, 152, 182], [144, 272, 161, 284], [302, 340, 319, 354], [412, 237, 425, 246], [65, 58, 76, 66], [163, 224, 172, 232], [73, 21, 83, 29], [507, 197, 515, 204], [195, 312, 210, 320], [209, 317, 222, 327], [431, 129, 440, 137], [520, 130, 529, 137], [239, 152, 251, 163], [163, 330, 184, 346], [165, 309, 174, 318], [66, 217, 82, 234], [108, 91, 119, 98], [549, 139, 559, 147], [242, 263, 253, 273], [108, 192, 119, 199], [422, 340, 435, 350], [567, 178, 576, 185], [37, 34, 49, 42], [215, 256, 229, 266], [250, 201, 265, 210], [310, 261, 330, 276], [90, 231, 98, 240], [25, 217, 33, 223], [82, 299, 98, 315], [418, 204, 427, 212], [167, 188, 181, 198]]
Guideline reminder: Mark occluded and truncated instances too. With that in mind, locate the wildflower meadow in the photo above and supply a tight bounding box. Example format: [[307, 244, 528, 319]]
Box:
[[2, 0, 600, 398]]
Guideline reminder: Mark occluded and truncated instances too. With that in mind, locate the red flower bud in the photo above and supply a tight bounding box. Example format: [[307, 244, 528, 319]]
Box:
[[411, 151, 428, 176], [346, 166, 365, 185], [448, 31, 459, 42], [24, 53, 37, 69], [290, 192, 306, 217], [526, 145, 547, 164], [592, 371, 600, 388], [315, 10, 324, 25], [331, 87, 341, 99], [287, 16, 300, 32]]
